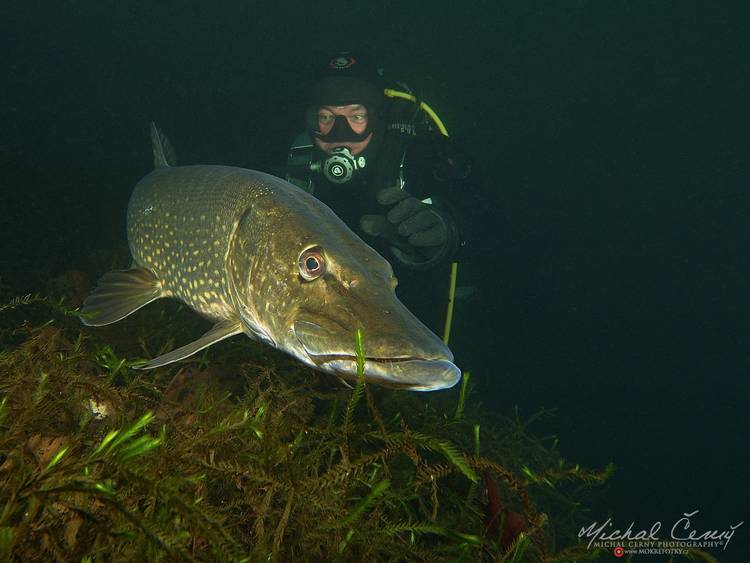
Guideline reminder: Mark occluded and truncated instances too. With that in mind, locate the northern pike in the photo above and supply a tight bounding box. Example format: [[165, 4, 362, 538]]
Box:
[[81, 124, 460, 391]]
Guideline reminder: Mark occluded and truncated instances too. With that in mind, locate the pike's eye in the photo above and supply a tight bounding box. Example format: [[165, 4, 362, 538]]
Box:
[[299, 247, 325, 281]]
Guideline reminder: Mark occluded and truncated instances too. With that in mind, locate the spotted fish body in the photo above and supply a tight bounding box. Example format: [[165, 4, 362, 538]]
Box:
[[81, 125, 461, 391], [128, 165, 284, 322]]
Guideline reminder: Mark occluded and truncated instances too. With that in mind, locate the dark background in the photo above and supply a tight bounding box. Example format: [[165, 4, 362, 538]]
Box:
[[2, 2, 748, 559]]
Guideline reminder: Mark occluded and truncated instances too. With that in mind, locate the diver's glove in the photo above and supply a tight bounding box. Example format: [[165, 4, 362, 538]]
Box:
[[360, 185, 456, 270]]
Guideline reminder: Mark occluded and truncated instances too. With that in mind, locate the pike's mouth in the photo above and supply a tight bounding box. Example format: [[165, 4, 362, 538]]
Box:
[[292, 320, 460, 391], [319, 356, 460, 391], [310, 353, 423, 365]]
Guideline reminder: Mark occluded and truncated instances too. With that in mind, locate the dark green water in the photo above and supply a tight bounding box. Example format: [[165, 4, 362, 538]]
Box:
[[2, 2, 748, 560]]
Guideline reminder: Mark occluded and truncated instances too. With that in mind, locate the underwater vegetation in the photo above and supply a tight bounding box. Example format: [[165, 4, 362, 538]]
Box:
[[0, 294, 720, 562]]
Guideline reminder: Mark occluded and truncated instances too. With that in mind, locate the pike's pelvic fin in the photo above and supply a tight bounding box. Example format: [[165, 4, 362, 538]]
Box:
[[137, 319, 243, 369]]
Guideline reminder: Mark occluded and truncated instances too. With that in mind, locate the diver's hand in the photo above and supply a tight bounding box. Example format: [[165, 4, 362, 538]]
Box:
[[361, 186, 448, 248], [360, 186, 454, 270]]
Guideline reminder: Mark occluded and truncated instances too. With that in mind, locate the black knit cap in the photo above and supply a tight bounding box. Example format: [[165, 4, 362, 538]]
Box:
[[311, 52, 384, 109]]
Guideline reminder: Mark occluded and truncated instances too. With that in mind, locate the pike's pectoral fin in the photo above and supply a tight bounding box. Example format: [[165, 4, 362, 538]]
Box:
[[81, 267, 164, 326], [137, 318, 243, 369]]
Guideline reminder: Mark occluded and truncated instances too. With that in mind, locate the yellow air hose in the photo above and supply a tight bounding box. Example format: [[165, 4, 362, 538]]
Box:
[[383, 89, 458, 345], [383, 88, 450, 137]]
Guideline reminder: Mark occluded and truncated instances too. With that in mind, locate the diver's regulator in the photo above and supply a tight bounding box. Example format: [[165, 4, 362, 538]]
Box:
[[309, 147, 366, 184]]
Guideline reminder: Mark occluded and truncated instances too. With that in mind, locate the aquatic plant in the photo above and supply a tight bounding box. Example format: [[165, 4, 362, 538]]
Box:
[[3, 294, 701, 562]]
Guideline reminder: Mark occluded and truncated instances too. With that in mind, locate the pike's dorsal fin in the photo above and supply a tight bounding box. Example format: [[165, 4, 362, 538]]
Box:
[[81, 267, 164, 326], [137, 318, 244, 369], [150, 121, 177, 168]]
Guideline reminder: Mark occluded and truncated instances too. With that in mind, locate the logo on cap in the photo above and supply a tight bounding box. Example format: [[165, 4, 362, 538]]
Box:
[[329, 56, 357, 70]]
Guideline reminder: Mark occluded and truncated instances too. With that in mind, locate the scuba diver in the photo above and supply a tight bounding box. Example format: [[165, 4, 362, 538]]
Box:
[[285, 51, 484, 333]]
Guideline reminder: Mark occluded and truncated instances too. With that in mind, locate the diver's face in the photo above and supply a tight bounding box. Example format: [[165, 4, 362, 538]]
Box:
[[314, 104, 372, 155]]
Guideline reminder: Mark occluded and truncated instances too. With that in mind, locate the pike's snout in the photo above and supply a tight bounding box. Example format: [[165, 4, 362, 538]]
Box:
[[292, 319, 461, 391]]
